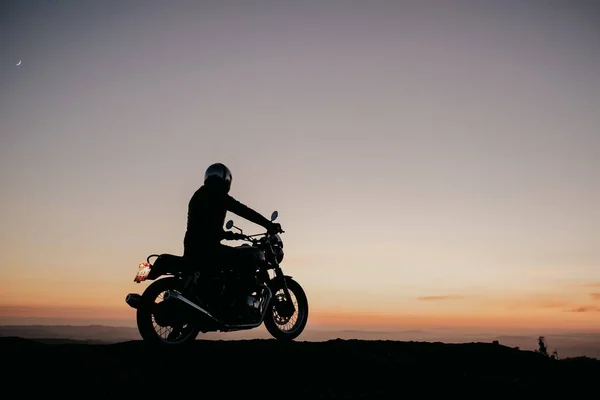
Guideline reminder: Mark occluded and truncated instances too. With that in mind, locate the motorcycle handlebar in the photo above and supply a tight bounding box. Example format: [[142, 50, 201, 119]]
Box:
[[239, 229, 284, 241], [248, 229, 284, 237]]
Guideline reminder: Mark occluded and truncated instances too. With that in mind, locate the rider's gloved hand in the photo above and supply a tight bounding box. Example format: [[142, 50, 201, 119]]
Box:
[[223, 231, 238, 240], [268, 222, 283, 234]]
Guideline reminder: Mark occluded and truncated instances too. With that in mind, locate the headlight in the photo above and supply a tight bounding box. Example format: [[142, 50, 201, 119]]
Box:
[[275, 246, 284, 264]]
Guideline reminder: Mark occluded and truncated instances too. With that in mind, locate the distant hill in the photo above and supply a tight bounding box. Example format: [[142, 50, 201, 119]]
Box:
[[2, 337, 598, 396], [2, 324, 599, 359], [0, 324, 141, 341]]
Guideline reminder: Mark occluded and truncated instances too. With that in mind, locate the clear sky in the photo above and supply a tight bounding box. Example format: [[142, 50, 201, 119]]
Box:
[[1, 0, 599, 332]]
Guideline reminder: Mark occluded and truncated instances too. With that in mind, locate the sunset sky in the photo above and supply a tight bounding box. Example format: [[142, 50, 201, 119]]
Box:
[[1, 0, 599, 333]]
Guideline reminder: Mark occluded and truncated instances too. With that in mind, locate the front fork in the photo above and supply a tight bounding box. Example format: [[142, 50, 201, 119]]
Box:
[[271, 266, 296, 318]]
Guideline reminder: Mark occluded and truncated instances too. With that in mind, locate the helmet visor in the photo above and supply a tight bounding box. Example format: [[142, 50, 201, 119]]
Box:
[[204, 163, 232, 184]]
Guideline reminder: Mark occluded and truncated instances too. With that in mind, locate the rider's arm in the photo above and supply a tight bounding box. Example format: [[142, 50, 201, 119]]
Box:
[[221, 230, 237, 240], [225, 195, 272, 229]]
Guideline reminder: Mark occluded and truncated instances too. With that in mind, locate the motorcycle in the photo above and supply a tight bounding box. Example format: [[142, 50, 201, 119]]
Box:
[[124, 210, 309, 344]]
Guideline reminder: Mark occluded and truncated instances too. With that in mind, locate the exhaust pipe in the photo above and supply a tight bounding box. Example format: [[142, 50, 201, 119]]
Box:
[[125, 293, 142, 309], [162, 286, 273, 331], [163, 290, 225, 325]]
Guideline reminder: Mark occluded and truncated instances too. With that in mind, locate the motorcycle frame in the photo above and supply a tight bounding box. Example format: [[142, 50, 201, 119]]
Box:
[[134, 232, 296, 330]]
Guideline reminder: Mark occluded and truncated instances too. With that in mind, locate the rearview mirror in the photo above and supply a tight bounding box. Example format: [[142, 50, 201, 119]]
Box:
[[225, 220, 234, 230], [270, 211, 278, 222]]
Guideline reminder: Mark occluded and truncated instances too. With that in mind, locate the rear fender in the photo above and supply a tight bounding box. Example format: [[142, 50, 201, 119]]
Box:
[[147, 254, 186, 280]]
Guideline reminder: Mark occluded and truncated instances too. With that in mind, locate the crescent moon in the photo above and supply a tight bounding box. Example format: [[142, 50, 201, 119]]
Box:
[[16, 60, 22, 66]]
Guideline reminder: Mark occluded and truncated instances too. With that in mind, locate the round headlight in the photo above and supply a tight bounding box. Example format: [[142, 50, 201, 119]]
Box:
[[275, 247, 284, 264]]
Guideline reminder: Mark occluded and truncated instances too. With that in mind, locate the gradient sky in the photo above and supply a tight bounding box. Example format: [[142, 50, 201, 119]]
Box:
[[1, 0, 599, 332]]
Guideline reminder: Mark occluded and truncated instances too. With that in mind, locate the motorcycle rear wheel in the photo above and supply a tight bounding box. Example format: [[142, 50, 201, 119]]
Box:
[[136, 277, 201, 345]]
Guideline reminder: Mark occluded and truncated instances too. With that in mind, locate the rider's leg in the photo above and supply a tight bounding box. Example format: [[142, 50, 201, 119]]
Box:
[[216, 245, 242, 310], [182, 251, 220, 309]]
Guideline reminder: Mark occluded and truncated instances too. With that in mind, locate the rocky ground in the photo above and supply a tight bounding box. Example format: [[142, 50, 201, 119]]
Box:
[[2, 337, 598, 398]]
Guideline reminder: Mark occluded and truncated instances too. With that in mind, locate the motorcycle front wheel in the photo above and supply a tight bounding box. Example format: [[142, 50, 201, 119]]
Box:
[[136, 277, 201, 345], [264, 277, 309, 341]]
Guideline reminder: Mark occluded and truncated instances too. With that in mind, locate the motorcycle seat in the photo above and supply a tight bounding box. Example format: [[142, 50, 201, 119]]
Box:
[[154, 254, 187, 272]]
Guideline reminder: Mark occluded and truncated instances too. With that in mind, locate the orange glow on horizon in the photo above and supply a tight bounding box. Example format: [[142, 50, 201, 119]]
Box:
[[2, 303, 598, 332]]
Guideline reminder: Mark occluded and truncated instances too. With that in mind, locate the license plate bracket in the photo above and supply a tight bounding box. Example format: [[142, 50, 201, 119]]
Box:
[[134, 262, 151, 283]]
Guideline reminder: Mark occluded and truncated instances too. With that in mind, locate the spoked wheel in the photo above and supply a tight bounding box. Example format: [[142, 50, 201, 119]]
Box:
[[136, 277, 200, 345], [264, 277, 309, 340]]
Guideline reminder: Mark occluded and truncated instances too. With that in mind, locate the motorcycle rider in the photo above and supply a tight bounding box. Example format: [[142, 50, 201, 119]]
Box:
[[183, 162, 282, 318]]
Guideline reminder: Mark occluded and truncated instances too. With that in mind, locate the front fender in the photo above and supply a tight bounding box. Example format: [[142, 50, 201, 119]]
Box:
[[268, 274, 293, 292]]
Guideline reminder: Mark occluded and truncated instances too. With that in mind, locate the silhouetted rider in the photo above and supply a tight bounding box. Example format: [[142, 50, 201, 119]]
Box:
[[183, 162, 282, 313]]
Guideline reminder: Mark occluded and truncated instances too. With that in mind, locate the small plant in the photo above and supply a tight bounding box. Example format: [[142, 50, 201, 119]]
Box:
[[537, 336, 559, 359], [537, 336, 548, 356]]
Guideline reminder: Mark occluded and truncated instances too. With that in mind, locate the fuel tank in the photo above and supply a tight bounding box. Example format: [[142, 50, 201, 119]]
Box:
[[234, 245, 266, 266]]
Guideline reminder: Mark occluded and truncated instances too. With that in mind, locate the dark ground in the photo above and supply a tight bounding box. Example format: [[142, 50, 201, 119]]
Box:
[[2, 337, 598, 398]]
